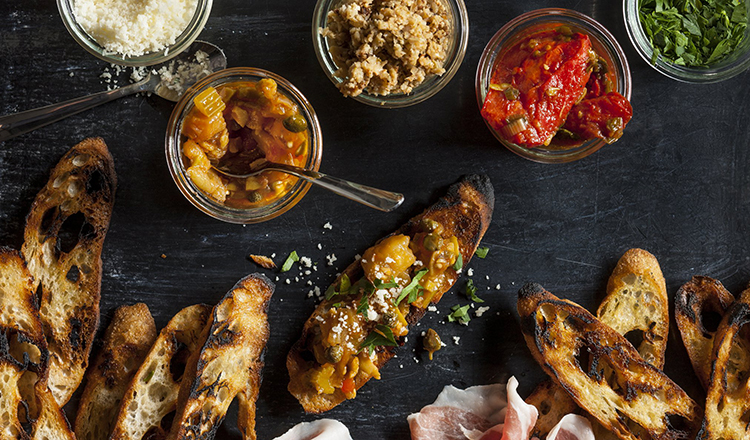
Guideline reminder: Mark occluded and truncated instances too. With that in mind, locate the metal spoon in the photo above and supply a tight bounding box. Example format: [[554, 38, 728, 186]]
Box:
[[213, 161, 404, 212], [0, 41, 227, 142]]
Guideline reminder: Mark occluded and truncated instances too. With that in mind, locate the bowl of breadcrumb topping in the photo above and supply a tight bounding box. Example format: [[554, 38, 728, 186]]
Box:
[[57, 0, 212, 66], [312, 0, 469, 108]]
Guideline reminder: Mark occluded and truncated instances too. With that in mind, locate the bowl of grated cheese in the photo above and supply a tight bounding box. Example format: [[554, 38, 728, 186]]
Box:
[[57, 0, 212, 67]]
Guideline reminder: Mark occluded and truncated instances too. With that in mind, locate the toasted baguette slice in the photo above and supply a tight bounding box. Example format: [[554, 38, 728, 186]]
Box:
[[287, 174, 494, 413], [109, 304, 211, 440], [22, 137, 117, 406], [598, 248, 668, 368], [0, 248, 74, 440], [697, 288, 750, 440], [517, 283, 702, 440], [167, 274, 273, 440], [527, 249, 669, 437], [675, 276, 735, 391], [525, 379, 578, 437], [75, 303, 157, 440]]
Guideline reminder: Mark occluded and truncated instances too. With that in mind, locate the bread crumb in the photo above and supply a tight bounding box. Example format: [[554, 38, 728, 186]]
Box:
[[160, 254, 167, 259]]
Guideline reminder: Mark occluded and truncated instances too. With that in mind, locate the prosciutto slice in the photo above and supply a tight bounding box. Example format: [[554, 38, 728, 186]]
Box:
[[408, 376, 539, 440], [272, 419, 353, 440], [408, 383, 507, 440], [545, 415, 594, 440]]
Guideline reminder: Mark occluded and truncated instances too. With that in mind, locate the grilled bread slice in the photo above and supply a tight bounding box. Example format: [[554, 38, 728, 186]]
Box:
[[696, 288, 750, 440], [525, 379, 578, 437], [74, 303, 157, 440], [22, 137, 117, 406], [675, 276, 735, 391], [287, 174, 494, 413], [527, 248, 669, 437], [0, 248, 74, 440], [167, 274, 273, 440], [517, 283, 702, 440], [598, 248, 668, 369], [109, 304, 211, 440]]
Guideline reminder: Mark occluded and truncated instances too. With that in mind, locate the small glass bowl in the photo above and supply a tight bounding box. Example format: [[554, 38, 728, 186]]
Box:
[[57, 0, 212, 67], [476, 8, 632, 164], [624, 0, 750, 83], [312, 0, 469, 108], [165, 67, 323, 224]]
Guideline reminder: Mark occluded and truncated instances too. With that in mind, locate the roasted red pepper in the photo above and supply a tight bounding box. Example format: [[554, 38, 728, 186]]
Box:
[[563, 92, 633, 143], [481, 26, 632, 149]]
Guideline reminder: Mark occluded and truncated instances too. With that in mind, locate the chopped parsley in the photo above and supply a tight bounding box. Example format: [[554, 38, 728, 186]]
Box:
[[324, 274, 351, 300], [359, 324, 398, 355], [395, 269, 428, 306], [280, 251, 299, 272], [639, 0, 748, 67], [447, 304, 472, 325], [464, 279, 484, 303], [475, 247, 489, 258], [453, 253, 463, 271]]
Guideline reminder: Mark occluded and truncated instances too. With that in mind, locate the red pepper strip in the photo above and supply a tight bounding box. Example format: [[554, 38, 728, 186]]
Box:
[[481, 31, 593, 148], [341, 377, 355, 394], [562, 92, 633, 143]]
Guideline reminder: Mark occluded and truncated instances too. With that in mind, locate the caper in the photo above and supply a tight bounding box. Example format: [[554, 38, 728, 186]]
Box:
[[283, 114, 308, 133], [423, 233, 442, 252], [325, 345, 344, 363], [382, 311, 397, 327], [420, 218, 440, 232], [504, 86, 520, 101], [237, 86, 262, 101], [247, 191, 263, 203], [423, 328, 443, 360], [557, 25, 573, 37]]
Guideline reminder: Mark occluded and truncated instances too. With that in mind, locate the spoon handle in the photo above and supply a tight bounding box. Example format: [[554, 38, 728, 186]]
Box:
[[269, 164, 404, 212], [0, 76, 155, 142]]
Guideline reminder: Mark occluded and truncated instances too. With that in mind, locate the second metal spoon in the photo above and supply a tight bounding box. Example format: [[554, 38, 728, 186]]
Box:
[[213, 162, 404, 212]]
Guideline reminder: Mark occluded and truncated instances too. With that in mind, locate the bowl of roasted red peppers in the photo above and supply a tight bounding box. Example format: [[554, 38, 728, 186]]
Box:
[[476, 8, 633, 163]]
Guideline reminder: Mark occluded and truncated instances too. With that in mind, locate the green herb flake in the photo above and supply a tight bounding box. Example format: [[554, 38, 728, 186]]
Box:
[[453, 253, 464, 271], [325, 274, 353, 300], [475, 247, 490, 259], [395, 269, 428, 306], [447, 304, 472, 325], [464, 279, 485, 303], [639, 0, 748, 67], [359, 324, 398, 355], [143, 369, 155, 384], [280, 251, 299, 272]]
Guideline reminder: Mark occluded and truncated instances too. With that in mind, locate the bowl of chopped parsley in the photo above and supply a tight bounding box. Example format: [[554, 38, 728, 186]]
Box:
[[624, 0, 750, 82]]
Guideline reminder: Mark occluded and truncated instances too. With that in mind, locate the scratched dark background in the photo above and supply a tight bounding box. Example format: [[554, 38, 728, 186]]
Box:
[[1, 0, 749, 438]]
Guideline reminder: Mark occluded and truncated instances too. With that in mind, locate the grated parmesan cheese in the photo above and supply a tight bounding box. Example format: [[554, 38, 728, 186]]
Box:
[[73, 0, 199, 57]]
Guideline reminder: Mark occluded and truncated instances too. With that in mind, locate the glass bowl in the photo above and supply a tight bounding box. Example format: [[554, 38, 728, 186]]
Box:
[[312, 0, 469, 108], [165, 67, 323, 224], [476, 8, 632, 164], [57, 0, 212, 67], [623, 0, 750, 83]]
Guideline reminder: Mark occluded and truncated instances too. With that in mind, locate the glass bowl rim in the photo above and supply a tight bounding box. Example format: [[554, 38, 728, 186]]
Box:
[[475, 7, 632, 164], [311, 0, 470, 108], [165, 67, 324, 224], [56, 0, 213, 67], [622, 0, 750, 84]]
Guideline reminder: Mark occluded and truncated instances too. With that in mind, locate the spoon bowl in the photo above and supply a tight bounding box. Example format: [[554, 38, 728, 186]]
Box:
[[213, 160, 404, 212], [0, 41, 227, 142]]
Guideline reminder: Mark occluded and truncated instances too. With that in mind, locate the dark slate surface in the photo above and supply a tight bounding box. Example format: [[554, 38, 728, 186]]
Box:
[[1, 0, 749, 438]]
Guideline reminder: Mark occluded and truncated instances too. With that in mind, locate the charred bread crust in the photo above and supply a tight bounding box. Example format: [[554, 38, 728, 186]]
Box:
[[517, 283, 702, 440], [675, 276, 735, 391], [0, 248, 74, 440], [599, 248, 668, 369], [167, 274, 273, 440], [287, 174, 494, 414], [74, 303, 157, 440], [22, 137, 117, 406], [697, 288, 750, 440], [109, 304, 211, 440]]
